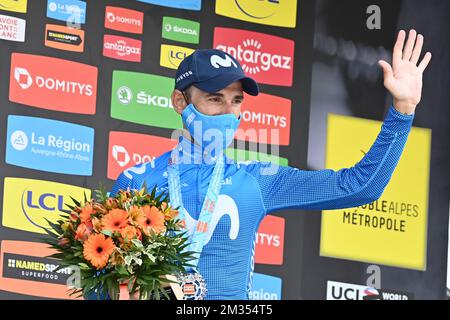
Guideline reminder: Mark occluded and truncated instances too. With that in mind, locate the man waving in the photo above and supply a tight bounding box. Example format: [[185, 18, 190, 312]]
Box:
[[111, 30, 432, 300]]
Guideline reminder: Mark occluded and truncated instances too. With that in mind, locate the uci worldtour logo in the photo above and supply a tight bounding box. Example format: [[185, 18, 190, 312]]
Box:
[[326, 281, 413, 300]]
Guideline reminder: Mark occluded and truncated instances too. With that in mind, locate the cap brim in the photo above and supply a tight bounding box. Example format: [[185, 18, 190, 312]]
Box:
[[194, 73, 259, 96]]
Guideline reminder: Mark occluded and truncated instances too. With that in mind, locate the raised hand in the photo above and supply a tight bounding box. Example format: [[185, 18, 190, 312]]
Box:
[[378, 29, 432, 115]]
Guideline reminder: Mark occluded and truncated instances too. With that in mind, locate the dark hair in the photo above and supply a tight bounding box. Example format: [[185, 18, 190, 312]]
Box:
[[182, 86, 193, 104]]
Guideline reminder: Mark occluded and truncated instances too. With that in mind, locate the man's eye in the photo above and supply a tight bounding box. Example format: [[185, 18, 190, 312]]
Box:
[[209, 97, 221, 103]]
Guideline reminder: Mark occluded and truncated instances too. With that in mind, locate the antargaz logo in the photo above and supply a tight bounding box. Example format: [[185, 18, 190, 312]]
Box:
[[213, 27, 295, 86], [111, 71, 182, 129], [103, 34, 142, 62], [215, 0, 297, 28]]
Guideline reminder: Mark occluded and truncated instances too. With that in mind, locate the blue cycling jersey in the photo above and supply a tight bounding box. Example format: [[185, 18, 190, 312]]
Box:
[[108, 105, 414, 300]]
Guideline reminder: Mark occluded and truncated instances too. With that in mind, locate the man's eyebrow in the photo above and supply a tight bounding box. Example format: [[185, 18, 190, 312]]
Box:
[[204, 93, 244, 99], [205, 92, 224, 98]]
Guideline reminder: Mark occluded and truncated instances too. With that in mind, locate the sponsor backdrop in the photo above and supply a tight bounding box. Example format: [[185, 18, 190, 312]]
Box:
[[0, 0, 315, 299], [1, 0, 447, 300]]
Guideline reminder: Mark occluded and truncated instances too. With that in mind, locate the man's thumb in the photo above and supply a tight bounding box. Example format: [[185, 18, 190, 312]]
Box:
[[378, 60, 393, 79]]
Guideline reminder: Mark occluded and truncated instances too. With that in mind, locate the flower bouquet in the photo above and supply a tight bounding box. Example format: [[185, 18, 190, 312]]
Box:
[[42, 183, 196, 300]]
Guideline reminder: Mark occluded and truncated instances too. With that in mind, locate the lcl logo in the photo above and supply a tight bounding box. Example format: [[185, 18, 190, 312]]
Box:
[[24, 190, 69, 212], [21, 190, 70, 229], [170, 50, 188, 60]]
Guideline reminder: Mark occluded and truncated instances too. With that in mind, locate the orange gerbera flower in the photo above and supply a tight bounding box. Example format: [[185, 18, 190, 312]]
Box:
[[83, 234, 115, 269], [80, 202, 95, 223], [75, 223, 91, 242], [140, 205, 166, 235], [101, 209, 129, 232]]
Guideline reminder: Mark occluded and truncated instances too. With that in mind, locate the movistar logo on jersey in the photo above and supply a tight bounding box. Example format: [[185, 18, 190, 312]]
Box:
[[249, 273, 282, 300], [111, 71, 182, 129], [5, 115, 94, 175], [137, 0, 201, 11]]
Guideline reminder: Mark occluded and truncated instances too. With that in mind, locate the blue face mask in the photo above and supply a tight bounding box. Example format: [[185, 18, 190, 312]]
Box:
[[181, 103, 241, 153]]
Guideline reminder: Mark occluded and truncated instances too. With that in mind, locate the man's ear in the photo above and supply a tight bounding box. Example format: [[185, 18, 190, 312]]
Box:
[[171, 90, 188, 115]]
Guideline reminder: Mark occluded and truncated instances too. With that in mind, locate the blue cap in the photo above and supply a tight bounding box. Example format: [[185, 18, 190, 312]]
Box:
[[175, 49, 259, 96]]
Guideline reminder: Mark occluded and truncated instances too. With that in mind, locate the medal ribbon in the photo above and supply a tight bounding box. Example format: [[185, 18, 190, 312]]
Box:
[[167, 148, 225, 272]]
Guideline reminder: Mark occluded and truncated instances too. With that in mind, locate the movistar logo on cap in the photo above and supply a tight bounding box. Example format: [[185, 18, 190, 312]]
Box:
[[210, 54, 237, 69]]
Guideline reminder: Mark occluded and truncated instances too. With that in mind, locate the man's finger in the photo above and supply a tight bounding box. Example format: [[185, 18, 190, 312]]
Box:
[[418, 52, 432, 73], [410, 34, 424, 65], [402, 29, 417, 61], [378, 60, 394, 82], [393, 30, 406, 67]]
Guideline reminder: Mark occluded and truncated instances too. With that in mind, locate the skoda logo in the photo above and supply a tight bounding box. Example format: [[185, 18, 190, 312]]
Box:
[[117, 86, 133, 105]]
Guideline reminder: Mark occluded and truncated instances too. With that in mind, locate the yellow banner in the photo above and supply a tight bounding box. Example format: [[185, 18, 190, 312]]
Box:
[[215, 0, 297, 28], [160, 44, 195, 70], [2, 178, 91, 234], [320, 113, 431, 270], [0, 0, 27, 13]]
